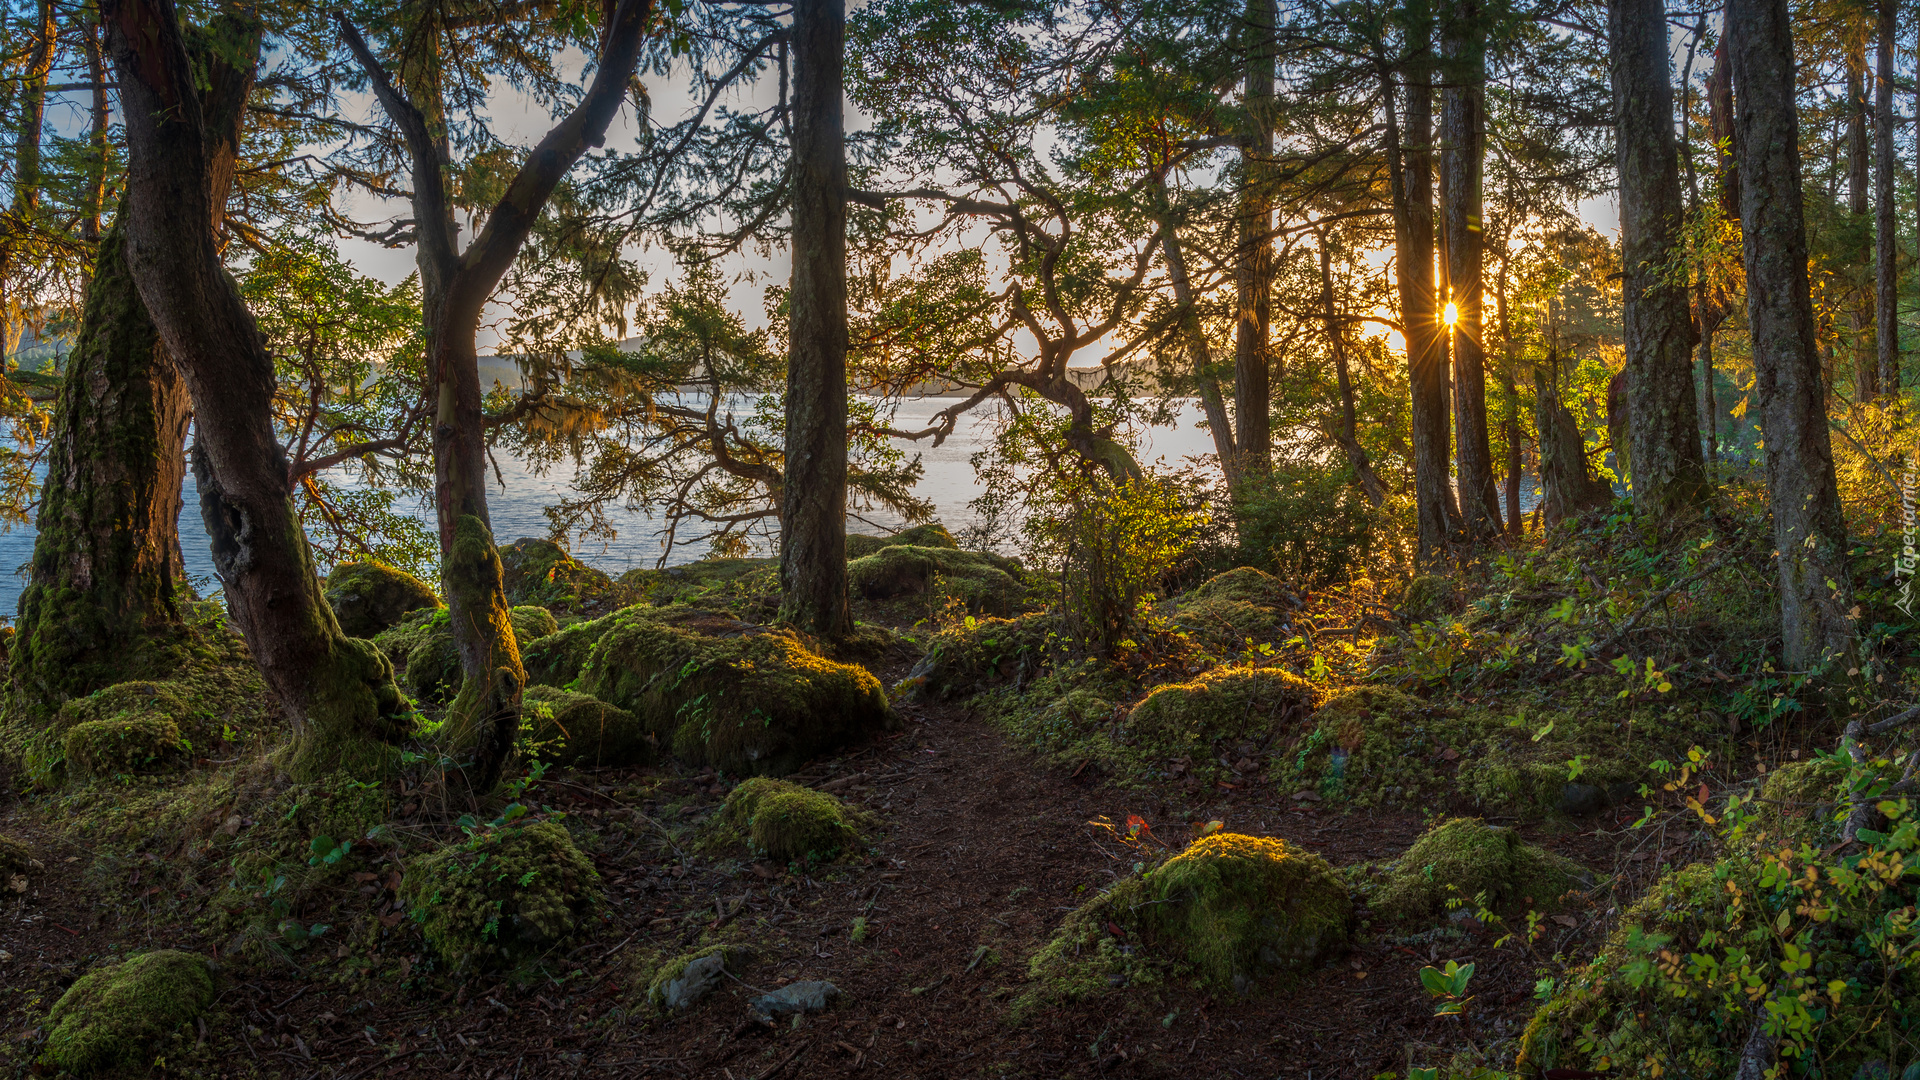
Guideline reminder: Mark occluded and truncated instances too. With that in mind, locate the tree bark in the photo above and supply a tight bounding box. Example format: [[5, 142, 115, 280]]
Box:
[[1495, 255, 1523, 535], [8, 212, 191, 721], [1160, 226, 1240, 487], [1609, 0, 1707, 518], [1443, 0, 1497, 537], [1383, 7, 1455, 559], [0, 0, 53, 367], [778, 0, 853, 637], [1847, 48, 1877, 401], [1534, 343, 1613, 526], [1875, 0, 1899, 392], [339, 0, 655, 788], [105, 0, 411, 782], [1318, 236, 1385, 505], [1233, 0, 1276, 475], [1727, 0, 1859, 670]]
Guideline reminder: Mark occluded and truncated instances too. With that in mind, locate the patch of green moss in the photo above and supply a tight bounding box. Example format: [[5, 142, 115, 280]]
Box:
[[394, 605, 559, 705], [500, 538, 628, 615], [0, 833, 40, 880], [520, 685, 653, 767], [1121, 666, 1323, 787], [847, 544, 1027, 615], [1023, 833, 1350, 1014], [619, 558, 778, 615], [638, 943, 748, 1011], [1282, 680, 1727, 816], [845, 523, 958, 558], [325, 561, 441, 639], [400, 820, 604, 971], [897, 612, 1061, 701], [1161, 566, 1302, 656], [1398, 574, 1456, 621], [1370, 818, 1590, 922], [573, 607, 897, 775], [710, 778, 871, 865], [29, 662, 277, 785], [64, 714, 187, 778], [519, 615, 612, 689], [1750, 757, 1847, 848], [39, 949, 214, 1075]]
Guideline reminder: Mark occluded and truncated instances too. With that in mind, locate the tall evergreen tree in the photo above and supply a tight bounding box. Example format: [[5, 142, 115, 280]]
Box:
[[1443, 0, 1498, 537]]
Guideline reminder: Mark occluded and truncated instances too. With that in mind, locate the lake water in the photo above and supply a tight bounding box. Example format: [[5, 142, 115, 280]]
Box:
[[0, 393, 1225, 615]]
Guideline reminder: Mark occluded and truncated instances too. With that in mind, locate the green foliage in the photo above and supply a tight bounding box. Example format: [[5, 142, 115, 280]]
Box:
[[1370, 818, 1590, 923], [710, 778, 871, 865], [38, 950, 215, 1076], [1419, 959, 1477, 1017], [1232, 465, 1378, 592], [400, 820, 604, 972], [324, 560, 441, 639], [1030, 474, 1202, 658]]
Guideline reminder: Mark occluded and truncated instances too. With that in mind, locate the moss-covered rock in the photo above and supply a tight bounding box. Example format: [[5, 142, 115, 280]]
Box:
[[1025, 833, 1350, 1010], [1122, 666, 1323, 788], [394, 606, 561, 704], [1370, 818, 1589, 922], [63, 714, 186, 778], [711, 778, 870, 864], [520, 685, 653, 767], [897, 612, 1060, 701], [1, 833, 42, 887], [1751, 757, 1847, 847], [573, 607, 896, 775], [400, 821, 604, 970], [847, 544, 1027, 614], [1163, 567, 1301, 654], [39, 949, 215, 1075], [640, 944, 749, 1011], [1397, 573, 1455, 621], [845, 522, 958, 558], [619, 558, 778, 614], [519, 615, 611, 689], [324, 561, 441, 639], [499, 538, 625, 615]]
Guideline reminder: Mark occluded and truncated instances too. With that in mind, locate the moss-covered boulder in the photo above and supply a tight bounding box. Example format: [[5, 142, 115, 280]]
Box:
[[520, 615, 610, 689], [325, 561, 441, 639], [573, 608, 896, 775], [1397, 573, 1455, 621], [711, 778, 870, 864], [1122, 666, 1323, 788], [845, 522, 958, 558], [1164, 567, 1301, 653], [847, 544, 1027, 614], [64, 714, 187, 778], [1752, 757, 1847, 847], [39, 950, 215, 1075], [1026, 833, 1350, 1007], [520, 685, 652, 767], [897, 612, 1059, 701], [619, 558, 778, 613], [500, 538, 625, 615], [393, 606, 561, 704], [1371, 818, 1589, 922], [640, 944, 750, 1011], [400, 821, 604, 970]]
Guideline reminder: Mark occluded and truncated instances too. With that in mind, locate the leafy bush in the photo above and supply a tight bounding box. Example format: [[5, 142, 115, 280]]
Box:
[[1232, 464, 1378, 592]]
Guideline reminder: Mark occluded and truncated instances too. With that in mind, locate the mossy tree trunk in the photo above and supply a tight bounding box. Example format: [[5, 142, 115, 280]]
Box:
[[1610, 0, 1707, 518], [106, 0, 411, 782], [1727, 0, 1859, 670], [778, 0, 854, 638], [9, 214, 191, 720], [337, 1, 657, 789]]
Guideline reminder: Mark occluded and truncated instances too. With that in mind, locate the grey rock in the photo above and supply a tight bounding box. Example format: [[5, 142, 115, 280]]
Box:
[[750, 980, 840, 1022], [663, 953, 727, 1010], [1558, 782, 1606, 816]]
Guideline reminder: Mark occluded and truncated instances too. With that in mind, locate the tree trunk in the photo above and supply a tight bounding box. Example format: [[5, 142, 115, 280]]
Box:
[[105, 0, 411, 782], [778, 0, 853, 638], [1318, 236, 1385, 505], [1700, 311, 1721, 465], [1160, 226, 1240, 487], [1847, 50, 1877, 401], [1383, 5, 1455, 559], [1495, 258, 1522, 535], [0, 0, 53, 366], [338, 1, 655, 788], [1234, 0, 1277, 476], [8, 213, 191, 721], [1727, 0, 1859, 670], [1875, 0, 1899, 392], [1609, 0, 1707, 518], [1443, 0, 1497, 537], [1534, 344, 1613, 525]]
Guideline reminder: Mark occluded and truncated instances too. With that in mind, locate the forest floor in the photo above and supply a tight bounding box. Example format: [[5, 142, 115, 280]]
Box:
[[0, 644, 1725, 1080]]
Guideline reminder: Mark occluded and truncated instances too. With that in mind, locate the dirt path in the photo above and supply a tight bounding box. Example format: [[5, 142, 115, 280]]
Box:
[[1, 691, 1634, 1079]]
